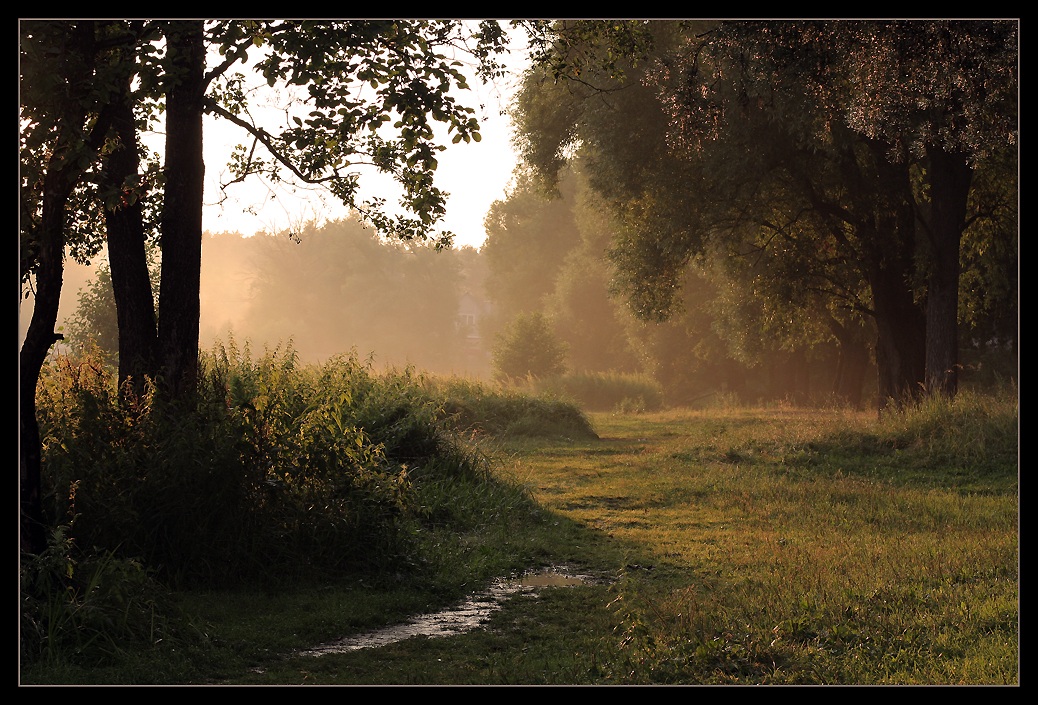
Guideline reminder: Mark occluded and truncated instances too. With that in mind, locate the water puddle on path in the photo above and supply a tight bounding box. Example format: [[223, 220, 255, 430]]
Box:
[[297, 565, 600, 657]]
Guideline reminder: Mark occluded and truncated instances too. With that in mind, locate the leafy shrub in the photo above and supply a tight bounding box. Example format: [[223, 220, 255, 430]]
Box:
[[491, 312, 568, 381], [20, 524, 201, 668], [34, 342, 491, 588]]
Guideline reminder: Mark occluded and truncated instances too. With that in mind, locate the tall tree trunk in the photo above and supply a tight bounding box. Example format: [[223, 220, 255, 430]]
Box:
[[104, 85, 159, 399], [870, 270, 926, 409], [924, 147, 973, 398], [20, 22, 105, 554], [866, 200, 927, 412], [20, 172, 74, 555], [157, 21, 206, 402], [837, 134, 927, 412], [827, 318, 869, 409]]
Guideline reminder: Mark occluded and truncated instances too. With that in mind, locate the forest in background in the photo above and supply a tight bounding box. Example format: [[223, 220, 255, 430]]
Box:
[[24, 21, 1017, 413]]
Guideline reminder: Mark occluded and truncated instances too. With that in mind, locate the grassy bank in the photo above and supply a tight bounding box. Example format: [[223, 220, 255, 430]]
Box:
[[21, 358, 1018, 684]]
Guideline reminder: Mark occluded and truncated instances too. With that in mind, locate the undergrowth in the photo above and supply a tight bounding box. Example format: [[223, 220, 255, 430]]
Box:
[[23, 340, 589, 674]]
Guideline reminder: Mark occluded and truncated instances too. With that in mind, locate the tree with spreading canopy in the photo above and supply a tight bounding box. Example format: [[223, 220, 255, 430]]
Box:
[[513, 19, 1017, 410], [19, 19, 511, 554]]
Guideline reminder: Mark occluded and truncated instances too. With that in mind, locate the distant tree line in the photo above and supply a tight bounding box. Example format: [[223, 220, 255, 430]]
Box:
[[61, 217, 490, 376]]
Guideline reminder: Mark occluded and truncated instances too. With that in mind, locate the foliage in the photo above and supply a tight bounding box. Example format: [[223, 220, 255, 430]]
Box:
[[63, 247, 161, 365], [20, 524, 204, 669], [19, 21, 516, 554], [480, 168, 584, 339], [514, 19, 1018, 407], [61, 264, 120, 367], [33, 342, 479, 589], [198, 22, 464, 242], [20, 20, 512, 278], [530, 371, 664, 413], [31, 340, 598, 589], [24, 342, 602, 678], [957, 147, 1019, 350], [428, 376, 599, 441], [491, 311, 568, 382]]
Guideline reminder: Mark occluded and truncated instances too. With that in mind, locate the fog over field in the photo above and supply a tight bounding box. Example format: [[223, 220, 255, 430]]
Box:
[[20, 218, 496, 380]]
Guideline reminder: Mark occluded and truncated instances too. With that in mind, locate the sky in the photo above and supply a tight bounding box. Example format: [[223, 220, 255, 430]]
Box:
[[200, 29, 529, 250]]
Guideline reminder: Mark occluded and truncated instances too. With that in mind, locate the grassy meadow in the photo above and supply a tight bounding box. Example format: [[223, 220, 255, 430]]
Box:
[[20, 350, 1018, 685]]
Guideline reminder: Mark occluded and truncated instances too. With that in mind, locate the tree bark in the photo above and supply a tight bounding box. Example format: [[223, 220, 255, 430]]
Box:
[[866, 189, 927, 411], [870, 267, 927, 409], [20, 22, 104, 554], [104, 85, 159, 399], [157, 21, 206, 402], [827, 318, 869, 409], [924, 147, 973, 398], [834, 133, 927, 412], [20, 171, 74, 554]]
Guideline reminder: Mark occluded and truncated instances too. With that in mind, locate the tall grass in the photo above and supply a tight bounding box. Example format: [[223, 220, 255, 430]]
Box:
[[529, 371, 665, 413], [24, 341, 593, 674], [20, 524, 206, 670], [425, 376, 599, 440]]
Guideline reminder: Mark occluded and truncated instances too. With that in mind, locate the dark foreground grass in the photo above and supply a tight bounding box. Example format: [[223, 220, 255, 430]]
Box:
[[23, 385, 1018, 685]]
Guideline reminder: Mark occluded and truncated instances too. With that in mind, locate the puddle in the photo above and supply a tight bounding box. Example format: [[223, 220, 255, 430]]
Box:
[[297, 565, 601, 657]]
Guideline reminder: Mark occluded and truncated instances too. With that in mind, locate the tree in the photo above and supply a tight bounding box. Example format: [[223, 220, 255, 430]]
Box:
[[514, 19, 1017, 410], [229, 217, 468, 372], [63, 250, 160, 367], [480, 167, 583, 340], [660, 20, 1018, 401], [20, 19, 510, 553], [820, 21, 1017, 398], [492, 311, 568, 381], [20, 21, 128, 553]]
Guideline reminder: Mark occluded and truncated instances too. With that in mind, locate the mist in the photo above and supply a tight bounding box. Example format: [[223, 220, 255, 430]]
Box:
[[18, 216, 494, 380], [198, 218, 492, 378]]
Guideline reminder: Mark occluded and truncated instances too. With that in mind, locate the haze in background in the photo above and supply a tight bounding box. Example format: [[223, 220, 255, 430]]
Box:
[[21, 25, 528, 364]]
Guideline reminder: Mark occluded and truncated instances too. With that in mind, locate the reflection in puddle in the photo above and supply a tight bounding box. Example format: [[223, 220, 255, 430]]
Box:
[[299, 566, 597, 657]]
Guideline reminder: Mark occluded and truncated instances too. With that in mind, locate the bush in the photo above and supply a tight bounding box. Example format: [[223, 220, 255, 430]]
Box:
[[491, 312, 568, 382], [20, 524, 201, 668], [427, 376, 599, 440], [34, 342, 489, 588]]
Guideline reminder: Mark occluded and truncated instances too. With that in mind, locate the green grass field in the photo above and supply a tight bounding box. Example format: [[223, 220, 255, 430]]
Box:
[[23, 387, 1018, 685]]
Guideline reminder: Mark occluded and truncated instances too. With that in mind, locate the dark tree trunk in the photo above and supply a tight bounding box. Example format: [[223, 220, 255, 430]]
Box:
[[827, 318, 869, 409], [924, 147, 973, 398], [866, 193, 927, 411], [836, 134, 927, 412], [871, 272, 926, 409], [20, 175, 73, 555], [20, 22, 104, 554], [104, 86, 159, 398], [157, 21, 206, 402]]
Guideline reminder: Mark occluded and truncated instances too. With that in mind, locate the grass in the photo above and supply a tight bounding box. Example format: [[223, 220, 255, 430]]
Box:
[[22, 369, 1018, 685], [498, 398, 1018, 684]]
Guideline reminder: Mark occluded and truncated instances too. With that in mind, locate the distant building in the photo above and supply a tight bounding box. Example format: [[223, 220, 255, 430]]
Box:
[[455, 290, 492, 376]]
